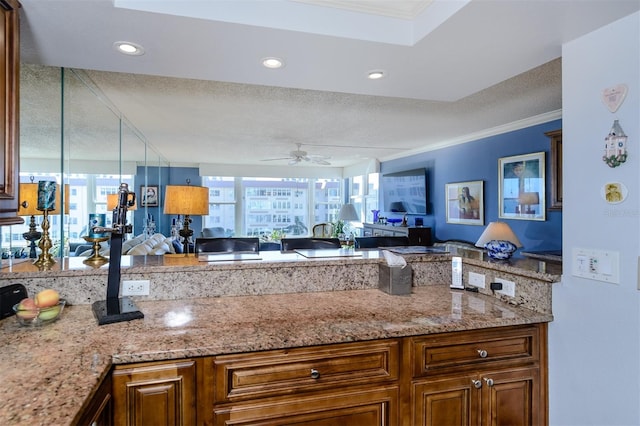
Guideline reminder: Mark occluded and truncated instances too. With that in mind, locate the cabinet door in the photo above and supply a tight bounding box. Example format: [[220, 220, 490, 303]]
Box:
[[214, 386, 398, 426], [482, 367, 540, 426], [112, 360, 197, 426], [74, 375, 113, 426], [413, 376, 480, 426], [0, 0, 21, 226]]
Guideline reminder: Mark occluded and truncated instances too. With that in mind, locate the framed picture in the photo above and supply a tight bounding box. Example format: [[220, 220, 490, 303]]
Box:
[[140, 185, 159, 207], [446, 180, 484, 225], [498, 152, 546, 221]]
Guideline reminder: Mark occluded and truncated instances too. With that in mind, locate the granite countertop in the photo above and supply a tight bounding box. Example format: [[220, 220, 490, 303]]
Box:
[[0, 285, 552, 425]]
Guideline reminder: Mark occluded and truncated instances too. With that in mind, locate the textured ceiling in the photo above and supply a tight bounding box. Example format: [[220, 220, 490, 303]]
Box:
[[17, 0, 639, 170]]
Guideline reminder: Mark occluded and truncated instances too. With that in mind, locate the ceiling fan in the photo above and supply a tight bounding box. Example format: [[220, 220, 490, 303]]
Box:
[[262, 143, 331, 166]]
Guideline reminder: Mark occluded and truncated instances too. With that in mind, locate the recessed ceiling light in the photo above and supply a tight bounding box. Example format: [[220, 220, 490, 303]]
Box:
[[367, 70, 385, 80], [114, 41, 145, 56], [262, 57, 284, 69]]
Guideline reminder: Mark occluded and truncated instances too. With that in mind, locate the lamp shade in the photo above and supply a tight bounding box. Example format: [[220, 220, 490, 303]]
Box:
[[518, 192, 540, 206], [164, 185, 210, 216], [338, 203, 359, 221], [475, 222, 522, 248], [18, 183, 69, 216], [107, 193, 137, 211]]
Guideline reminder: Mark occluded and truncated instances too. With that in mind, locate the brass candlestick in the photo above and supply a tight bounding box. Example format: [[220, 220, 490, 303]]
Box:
[[33, 209, 55, 268], [22, 215, 41, 259], [82, 235, 110, 266]]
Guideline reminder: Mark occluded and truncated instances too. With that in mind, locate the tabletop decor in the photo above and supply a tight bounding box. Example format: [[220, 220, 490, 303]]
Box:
[[33, 181, 57, 268], [498, 152, 546, 221], [475, 221, 523, 260]]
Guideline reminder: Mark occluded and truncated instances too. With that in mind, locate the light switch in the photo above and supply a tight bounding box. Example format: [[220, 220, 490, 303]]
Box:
[[572, 248, 619, 284]]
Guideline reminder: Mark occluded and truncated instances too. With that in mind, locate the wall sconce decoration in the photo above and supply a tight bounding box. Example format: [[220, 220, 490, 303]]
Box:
[[164, 180, 210, 256], [601, 83, 628, 113], [475, 221, 523, 260], [603, 120, 628, 168]]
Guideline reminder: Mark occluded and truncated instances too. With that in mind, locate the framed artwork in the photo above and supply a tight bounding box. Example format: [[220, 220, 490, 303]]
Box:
[[498, 152, 546, 221], [140, 185, 159, 207], [446, 180, 484, 225]]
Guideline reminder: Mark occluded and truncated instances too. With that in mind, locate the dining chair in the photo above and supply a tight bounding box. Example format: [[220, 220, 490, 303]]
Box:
[[280, 237, 341, 252], [195, 237, 260, 254], [312, 223, 334, 238]]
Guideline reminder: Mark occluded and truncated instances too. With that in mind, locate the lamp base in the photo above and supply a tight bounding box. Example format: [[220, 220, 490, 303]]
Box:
[[484, 240, 517, 260], [92, 297, 144, 325]]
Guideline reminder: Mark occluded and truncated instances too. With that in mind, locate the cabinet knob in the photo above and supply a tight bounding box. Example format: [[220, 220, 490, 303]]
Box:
[[477, 349, 488, 358], [484, 377, 494, 387], [310, 368, 320, 379], [471, 379, 482, 389]]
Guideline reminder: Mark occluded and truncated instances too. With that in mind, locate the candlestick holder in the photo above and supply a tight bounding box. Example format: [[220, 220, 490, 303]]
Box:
[[22, 215, 41, 259], [33, 209, 55, 268], [82, 235, 110, 266]]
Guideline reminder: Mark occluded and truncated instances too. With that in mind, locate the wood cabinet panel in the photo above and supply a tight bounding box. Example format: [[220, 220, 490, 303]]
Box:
[[213, 339, 399, 403], [112, 359, 197, 426], [73, 374, 113, 426], [412, 325, 539, 377], [0, 0, 21, 226], [213, 386, 399, 426]]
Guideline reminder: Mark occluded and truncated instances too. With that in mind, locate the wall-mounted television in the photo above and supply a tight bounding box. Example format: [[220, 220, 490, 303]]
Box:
[[382, 168, 427, 214]]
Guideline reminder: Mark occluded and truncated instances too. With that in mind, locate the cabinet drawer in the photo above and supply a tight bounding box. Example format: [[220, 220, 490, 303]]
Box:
[[412, 325, 539, 377], [213, 339, 399, 402]]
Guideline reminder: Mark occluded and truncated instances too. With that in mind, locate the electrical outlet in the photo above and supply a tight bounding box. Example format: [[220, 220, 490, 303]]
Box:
[[122, 280, 150, 296], [493, 277, 515, 297], [468, 272, 486, 288]]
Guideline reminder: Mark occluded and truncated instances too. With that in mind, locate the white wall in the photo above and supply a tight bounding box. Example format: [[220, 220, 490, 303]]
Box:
[[549, 12, 640, 425]]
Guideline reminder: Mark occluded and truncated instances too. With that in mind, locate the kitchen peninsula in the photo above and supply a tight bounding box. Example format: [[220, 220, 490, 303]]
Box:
[[0, 247, 560, 425]]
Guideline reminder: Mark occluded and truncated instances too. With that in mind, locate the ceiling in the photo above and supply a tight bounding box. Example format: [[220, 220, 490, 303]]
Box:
[[18, 0, 640, 170]]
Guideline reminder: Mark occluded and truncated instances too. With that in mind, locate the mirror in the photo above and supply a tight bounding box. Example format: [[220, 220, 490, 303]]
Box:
[[2, 64, 168, 259]]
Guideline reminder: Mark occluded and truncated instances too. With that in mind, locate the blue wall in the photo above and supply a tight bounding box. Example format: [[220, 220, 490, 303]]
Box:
[[133, 166, 203, 237], [380, 119, 562, 252]]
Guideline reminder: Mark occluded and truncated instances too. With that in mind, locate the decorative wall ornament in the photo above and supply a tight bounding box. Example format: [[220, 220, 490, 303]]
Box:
[[601, 84, 628, 113], [601, 182, 627, 204], [603, 120, 628, 168]]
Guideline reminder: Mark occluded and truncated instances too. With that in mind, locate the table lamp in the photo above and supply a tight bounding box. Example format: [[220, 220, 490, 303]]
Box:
[[475, 221, 522, 260], [107, 193, 137, 212], [164, 180, 209, 256], [338, 203, 359, 222], [19, 179, 69, 260], [518, 192, 539, 215]]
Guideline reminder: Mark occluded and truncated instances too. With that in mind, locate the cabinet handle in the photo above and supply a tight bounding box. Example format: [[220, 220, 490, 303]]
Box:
[[484, 377, 494, 387], [310, 368, 320, 379], [477, 349, 488, 358], [471, 379, 482, 389]]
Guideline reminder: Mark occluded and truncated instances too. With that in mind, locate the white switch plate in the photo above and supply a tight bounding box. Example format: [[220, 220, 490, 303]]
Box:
[[468, 272, 486, 288], [493, 277, 515, 297], [122, 280, 150, 296], [572, 248, 620, 284]]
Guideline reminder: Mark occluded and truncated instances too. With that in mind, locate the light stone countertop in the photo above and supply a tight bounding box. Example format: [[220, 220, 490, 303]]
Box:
[[0, 285, 552, 426]]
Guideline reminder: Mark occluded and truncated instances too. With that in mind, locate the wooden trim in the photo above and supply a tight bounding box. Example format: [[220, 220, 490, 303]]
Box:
[[546, 129, 562, 211]]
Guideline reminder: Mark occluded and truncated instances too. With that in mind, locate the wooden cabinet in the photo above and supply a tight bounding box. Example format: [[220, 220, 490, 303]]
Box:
[[107, 325, 547, 425], [410, 324, 546, 425], [211, 339, 400, 425], [0, 0, 21, 226], [112, 359, 199, 426], [363, 223, 409, 237], [74, 375, 113, 426]]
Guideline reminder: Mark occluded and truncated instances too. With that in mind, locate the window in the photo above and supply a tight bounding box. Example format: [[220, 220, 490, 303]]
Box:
[[202, 176, 342, 238]]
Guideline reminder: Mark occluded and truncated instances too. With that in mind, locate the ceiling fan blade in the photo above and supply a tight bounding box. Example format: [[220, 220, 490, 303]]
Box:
[[311, 158, 331, 165], [261, 157, 293, 162]]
